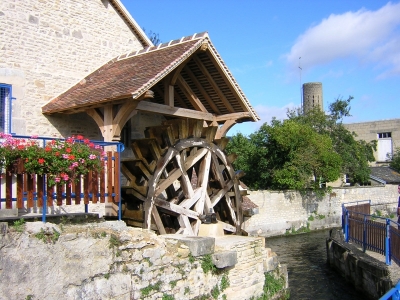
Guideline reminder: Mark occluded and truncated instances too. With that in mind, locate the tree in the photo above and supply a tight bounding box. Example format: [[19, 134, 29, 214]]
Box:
[[287, 96, 376, 184], [142, 28, 162, 46], [389, 148, 400, 172], [226, 97, 376, 192]]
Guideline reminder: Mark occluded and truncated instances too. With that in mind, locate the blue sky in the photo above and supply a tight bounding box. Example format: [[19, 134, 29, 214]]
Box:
[[122, 0, 400, 136]]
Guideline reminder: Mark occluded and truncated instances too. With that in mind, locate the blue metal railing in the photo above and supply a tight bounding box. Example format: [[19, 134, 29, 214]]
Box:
[[0, 135, 124, 222], [380, 280, 400, 300], [342, 202, 400, 266]]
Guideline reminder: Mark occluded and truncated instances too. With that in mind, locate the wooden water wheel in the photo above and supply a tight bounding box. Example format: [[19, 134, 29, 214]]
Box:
[[121, 119, 242, 235]]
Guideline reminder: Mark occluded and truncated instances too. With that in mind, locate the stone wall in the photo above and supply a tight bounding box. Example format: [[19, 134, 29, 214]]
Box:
[[0, 220, 288, 300], [243, 185, 399, 237], [0, 0, 143, 138], [344, 119, 400, 164]]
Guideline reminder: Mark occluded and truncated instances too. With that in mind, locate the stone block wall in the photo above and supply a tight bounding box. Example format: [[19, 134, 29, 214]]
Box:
[[243, 185, 399, 237], [344, 119, 400, 164], [0, 220, 286, 300], [0, 0, 144, 138]]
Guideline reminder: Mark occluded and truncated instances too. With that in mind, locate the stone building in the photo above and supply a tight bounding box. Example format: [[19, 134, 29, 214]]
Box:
[[344, 119, 400, 165], [0, 0, 153, 139]]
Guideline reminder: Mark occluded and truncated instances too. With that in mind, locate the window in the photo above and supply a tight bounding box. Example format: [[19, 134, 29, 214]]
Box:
[[378, 132, 391, 138], [0, 84, 12, 133], [377, 132, 392, 161]]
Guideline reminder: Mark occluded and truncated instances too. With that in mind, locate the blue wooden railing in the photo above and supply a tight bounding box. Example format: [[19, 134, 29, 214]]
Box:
[[380, 280, 400, 300], [342, 201, 400, 266]]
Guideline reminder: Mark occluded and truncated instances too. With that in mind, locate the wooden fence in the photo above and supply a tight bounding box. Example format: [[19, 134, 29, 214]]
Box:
[[0, 151, 120, 212]]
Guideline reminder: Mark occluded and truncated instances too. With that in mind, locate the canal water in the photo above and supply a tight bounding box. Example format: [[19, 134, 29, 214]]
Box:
[[265, 228, 364, 300]]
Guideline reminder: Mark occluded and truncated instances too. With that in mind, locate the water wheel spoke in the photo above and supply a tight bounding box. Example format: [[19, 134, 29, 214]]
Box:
[[178, 215, 194, 235], [197, 151, 212, 187], [218, 220, 236, 233], [225, 197, 238, 226], [210, 180, 234, 207], [152, 206, 166, 235], [175, 153, 194, 199], [179, 187, 202, 209], [154, 197, 199, 220], [211, 153, 225, 186]]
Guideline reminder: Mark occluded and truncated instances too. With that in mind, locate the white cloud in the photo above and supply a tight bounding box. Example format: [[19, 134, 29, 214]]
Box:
[[252, 102, 297, 128], [285, 2, 400, 77]]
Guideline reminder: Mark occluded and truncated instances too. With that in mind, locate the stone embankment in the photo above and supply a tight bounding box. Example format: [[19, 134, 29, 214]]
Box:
[[0, 219, 288, 300], [326, 229, 400, 299]]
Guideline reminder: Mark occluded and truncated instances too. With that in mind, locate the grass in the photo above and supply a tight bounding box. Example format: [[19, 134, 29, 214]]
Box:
[[220, 273, 230, 291], [141, 281, 162, 297], [12, 218, 26, 232], [109, 234, 121, 248], [201, 254, 216, 274], [188, 252, 195, 263], [162, 294, 175, 300], [252, 272, 289, 300], [35, 228, 60, 244]]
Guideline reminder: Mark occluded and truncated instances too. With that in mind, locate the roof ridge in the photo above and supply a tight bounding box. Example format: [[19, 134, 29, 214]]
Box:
[[117, 32, 208, 61]]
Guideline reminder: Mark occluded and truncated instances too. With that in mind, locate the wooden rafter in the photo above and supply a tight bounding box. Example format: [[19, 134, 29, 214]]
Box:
[[176, 76, 208, 112], [193, 56, 235, 113], [183, 66, 221, 114]]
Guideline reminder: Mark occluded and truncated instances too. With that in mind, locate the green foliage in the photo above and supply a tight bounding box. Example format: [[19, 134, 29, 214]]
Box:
[[170, 280, 177, 288], [12, 218, 26, 232], [35, 228, 60, 244], [162, 294, 175, 300], [141, 281, 162, 297], [109, 234, 121, 248], [253, 272, 288, 300], [104, 273, 110, 280], [308, 215, 314, 221], [389, 147, 400, 171], [211, 284, 220, 299], [188, 252, 195, 264], [201, 254, 216, 274], [220, 273, 230, 291], [25, 295, 34, 300], [0, 134, 104, 186], [226, 96, 376, 192], [184, 287, 190, 295]]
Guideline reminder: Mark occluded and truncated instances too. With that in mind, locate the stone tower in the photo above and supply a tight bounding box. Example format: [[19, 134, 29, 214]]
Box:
[[302, 82, 323, 113]]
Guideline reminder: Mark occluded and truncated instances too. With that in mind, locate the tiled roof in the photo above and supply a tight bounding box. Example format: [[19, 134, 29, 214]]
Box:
[[42, 32, 259, 122], [370, 166, 400, 184]]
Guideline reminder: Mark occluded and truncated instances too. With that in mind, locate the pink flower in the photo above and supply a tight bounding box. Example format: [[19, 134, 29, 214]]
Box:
[[89, 154, 97, 160], [55, 177, 61, 183], [77, 135, 84, 140], [30, 135, 38, 139], [62, 154, 69, 159]]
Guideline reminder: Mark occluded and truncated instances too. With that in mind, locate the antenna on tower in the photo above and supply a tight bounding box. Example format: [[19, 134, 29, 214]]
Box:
[[299, 57, 303, 113]]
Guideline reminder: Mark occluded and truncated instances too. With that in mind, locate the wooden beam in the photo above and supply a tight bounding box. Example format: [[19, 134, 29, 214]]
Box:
[[136, 100, 214, 121], [176, 76, 208, 113], [215, 119, 237, 139], [183, 66, 221, 114], [193, 56, 235, 113], [164, 81, 174, 107], [215, 112, 251, 122]]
